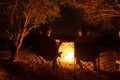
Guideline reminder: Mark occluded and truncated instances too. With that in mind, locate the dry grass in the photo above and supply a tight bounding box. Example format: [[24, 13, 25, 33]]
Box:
[[0, 49, 120, 80]]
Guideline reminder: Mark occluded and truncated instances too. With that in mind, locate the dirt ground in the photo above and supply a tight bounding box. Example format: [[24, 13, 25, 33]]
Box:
[[0, 50, 120, 80]]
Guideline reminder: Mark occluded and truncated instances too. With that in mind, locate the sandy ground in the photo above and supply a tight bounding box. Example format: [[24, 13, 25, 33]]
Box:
[[0, 50, 120, 80]]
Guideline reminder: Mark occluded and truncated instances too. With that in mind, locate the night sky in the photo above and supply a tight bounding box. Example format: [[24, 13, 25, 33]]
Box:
[[52, 7, 83, 36]]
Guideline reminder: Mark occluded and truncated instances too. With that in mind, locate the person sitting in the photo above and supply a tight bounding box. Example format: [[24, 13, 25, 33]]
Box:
[[75, 27, 99, 71], [36, 25, 62, 68]]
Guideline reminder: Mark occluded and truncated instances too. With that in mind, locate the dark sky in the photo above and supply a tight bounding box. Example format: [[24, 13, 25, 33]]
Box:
[[52, 7, 83, 36]]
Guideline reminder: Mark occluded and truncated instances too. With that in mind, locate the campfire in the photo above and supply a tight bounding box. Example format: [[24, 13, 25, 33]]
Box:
[[58, 42, 75, 63], [55, 39, 93, 69], [57, 40, 93, 69]]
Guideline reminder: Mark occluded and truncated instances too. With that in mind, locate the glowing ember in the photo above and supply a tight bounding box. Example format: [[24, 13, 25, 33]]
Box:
[[58, 42, 74, 63]]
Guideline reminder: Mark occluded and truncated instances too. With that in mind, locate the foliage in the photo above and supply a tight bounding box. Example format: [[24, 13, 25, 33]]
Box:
[[2, 0, 60, 45], [6, 0, 60, 38], [56, 0, 120, 30], [75, 0, 120, 30]]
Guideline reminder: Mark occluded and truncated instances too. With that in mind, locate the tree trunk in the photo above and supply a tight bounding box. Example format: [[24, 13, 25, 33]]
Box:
[[10, 36, 24, 61], [10, 41, 19, 61]]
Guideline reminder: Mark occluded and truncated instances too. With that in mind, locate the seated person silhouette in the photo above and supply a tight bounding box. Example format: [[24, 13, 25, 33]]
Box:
[[36, 25, 62, 68], [75, 28, 99, 71]]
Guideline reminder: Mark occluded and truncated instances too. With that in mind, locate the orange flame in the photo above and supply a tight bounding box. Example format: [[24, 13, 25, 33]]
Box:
[[58, 42, 74, 63]]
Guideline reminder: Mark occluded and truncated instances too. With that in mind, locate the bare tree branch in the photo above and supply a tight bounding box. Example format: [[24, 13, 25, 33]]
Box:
[[23, 11, 29, 28], [24, 25, 37, 36], [11, 0, 19, 27], [6, 31, 13, 40]]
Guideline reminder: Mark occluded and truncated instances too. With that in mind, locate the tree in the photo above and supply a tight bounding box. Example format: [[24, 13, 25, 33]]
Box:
[[58, 0, 120, 31], [74, 0, 120, 30], [2, 0, 60, 61]]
